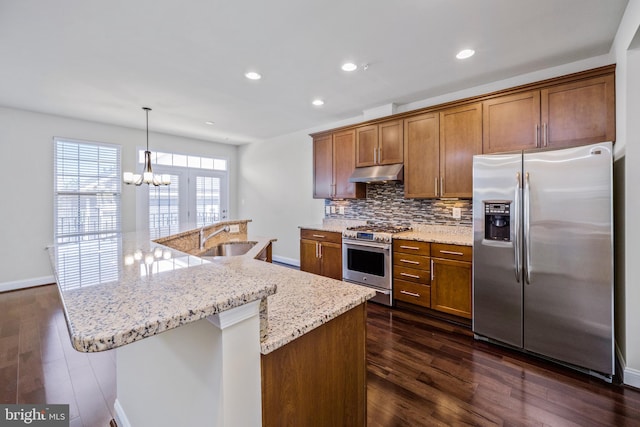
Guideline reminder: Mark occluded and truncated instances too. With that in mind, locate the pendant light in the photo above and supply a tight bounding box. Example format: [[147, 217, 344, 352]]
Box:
[[123, 107, 171, 186]]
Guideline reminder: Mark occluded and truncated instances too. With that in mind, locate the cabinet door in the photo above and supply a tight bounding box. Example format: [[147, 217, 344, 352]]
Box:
[[403, 113, 439, 198], [300, 239, 321, 275], [320, 242, 342, 280], [333, 129, 365, 199], [355, 125, 378, 167], [431, 258, 472, 319], [541, 74, 615, 149], [483, 91, 541, 153], [378, 120, 403, 165], [439, 103, 482, 198], [313, 134, 333, 199]]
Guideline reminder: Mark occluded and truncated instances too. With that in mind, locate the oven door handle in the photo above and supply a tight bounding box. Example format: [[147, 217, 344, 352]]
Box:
[[343, 241, 390, 251]]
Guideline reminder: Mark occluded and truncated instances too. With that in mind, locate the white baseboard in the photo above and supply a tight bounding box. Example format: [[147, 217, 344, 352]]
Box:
[[625, 367, 640, 389], [616, 342, 640, 389], [114, 399, 131, 427], [0, 275, 55, 293], [272, 255, 300, 267]]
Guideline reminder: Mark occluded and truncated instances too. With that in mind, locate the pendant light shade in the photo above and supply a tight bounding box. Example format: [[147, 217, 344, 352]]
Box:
[[123, 107, 170, 186]]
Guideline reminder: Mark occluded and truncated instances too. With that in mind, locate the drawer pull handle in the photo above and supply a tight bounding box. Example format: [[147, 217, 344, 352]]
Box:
[[440, 250, 464, 256], [400, 245, 420, 250], [312, 234, 325, 238], [400, 272, 420, 279], [400, 290, 421, 298], [399, 259, 420, 265]]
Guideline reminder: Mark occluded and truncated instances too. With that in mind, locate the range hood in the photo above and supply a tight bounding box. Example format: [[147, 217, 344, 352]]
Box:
[[348, 164, 403, 183]]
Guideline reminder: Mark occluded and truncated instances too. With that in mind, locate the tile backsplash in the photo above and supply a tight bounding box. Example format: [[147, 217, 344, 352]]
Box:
[[324, 182, 472, 227]]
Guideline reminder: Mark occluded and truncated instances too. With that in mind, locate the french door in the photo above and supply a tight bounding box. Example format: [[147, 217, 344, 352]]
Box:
[[139, 167, 228, 238]]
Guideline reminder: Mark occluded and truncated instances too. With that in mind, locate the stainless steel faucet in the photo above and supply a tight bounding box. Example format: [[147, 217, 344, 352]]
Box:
[[200, 226, 230, 250]]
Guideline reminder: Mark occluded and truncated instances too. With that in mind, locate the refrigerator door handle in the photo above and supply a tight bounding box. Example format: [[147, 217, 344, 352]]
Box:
[[514, 172, 521, 282], [524, 172, 532, 284]]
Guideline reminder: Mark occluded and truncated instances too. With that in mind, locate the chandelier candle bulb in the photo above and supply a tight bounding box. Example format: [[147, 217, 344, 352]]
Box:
[[123, 172, 134, 184]]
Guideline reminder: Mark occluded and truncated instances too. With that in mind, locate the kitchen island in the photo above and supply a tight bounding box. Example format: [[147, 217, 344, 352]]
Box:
[[48, 220, 374, 427]]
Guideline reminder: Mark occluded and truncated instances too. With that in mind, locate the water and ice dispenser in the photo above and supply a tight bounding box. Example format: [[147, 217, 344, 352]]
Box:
[[484, 201, 511, 241]]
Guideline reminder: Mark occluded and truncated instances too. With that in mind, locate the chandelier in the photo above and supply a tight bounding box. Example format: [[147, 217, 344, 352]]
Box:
[[123, 107, 170, 186]]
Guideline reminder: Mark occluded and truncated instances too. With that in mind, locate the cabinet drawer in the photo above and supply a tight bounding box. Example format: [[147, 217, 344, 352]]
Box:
[[393, 265, 430, 285], [394, 280, 431, 308], [393, 239, 430, 256], [393, 253, 430, 271], [431, 243, 472, 262], [300, 229, 342, 245]]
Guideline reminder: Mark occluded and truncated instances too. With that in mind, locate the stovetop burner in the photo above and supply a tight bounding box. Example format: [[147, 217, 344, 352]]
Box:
[[343, 224, 411, 243], [345, 224, 411, 233]]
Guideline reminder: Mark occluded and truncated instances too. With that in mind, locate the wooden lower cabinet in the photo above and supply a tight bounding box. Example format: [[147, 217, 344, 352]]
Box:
[[261, 303, 367, 426], [393, 239, 472, 320], [300, 229, 343, 280], [430, 243, 472, 319], [431, 257, 472, 319], [393, 239, 431, 307]]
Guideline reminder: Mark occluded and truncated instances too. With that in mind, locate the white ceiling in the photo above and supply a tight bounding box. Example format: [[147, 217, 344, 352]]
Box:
[[0, 0, 629, 145]]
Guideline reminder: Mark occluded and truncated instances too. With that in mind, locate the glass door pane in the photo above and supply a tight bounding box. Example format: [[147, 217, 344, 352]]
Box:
[[148, 174, 180, 239], [192, 170, 228, 227]]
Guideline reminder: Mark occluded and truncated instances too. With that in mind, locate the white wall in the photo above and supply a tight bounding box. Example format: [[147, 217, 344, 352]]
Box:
[[0, 107, 238, 290], [611, 0, 640, 388], [237, 130, 324, 265]]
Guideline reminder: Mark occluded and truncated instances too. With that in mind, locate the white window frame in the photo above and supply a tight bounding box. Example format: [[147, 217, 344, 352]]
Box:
[[53, 137, 121, 243]]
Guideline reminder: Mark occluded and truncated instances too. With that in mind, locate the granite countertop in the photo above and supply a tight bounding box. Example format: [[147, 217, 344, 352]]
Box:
[[210, 257, 375, 354], [301, 220, 473, 246], [48, 228, 374, 355], [261, 269, 374, 354], [395, 224, 473, 246]]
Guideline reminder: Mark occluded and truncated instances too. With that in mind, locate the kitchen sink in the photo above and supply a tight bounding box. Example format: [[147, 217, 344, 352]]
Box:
[[201, 241, 257, 257]]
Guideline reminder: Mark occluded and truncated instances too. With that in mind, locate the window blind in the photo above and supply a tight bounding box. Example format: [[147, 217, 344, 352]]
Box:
[[54, 138, 121, 243], [196, 175, 221, 227], [148, 174, 180, 239]]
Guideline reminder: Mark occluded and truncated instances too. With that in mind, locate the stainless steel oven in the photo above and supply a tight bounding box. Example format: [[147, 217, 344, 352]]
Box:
[[342, 238, 392, 305]]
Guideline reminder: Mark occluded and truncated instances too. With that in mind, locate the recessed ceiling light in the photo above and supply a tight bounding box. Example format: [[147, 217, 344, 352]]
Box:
[[456, 49, 475, 59], [341, 62, 358, 72], [204, 121, 215, 125], [312, 99, 325, 106], [245, 71, 262, 80]]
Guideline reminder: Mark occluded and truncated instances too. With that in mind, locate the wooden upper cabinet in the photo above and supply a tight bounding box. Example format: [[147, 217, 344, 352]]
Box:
[[313, 133, 333, 199], [313, 131, 364, 200], [355, 120, 403, 167], [542, 74, 615, 149], [404, 113, 440, 198], [378, 120, 403, 165], [439, 103, 482, 198], [355, 125, 378, 167], [333, 129, 364, 199], [483, 73, 615, 153], [483, 91, 541, 153]]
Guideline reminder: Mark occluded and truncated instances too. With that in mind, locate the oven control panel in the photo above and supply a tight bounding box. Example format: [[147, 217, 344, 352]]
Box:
[[356, 232, 374, 240]]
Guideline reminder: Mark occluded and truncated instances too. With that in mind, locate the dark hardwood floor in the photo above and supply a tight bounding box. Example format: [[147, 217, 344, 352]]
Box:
[[2, 284, 639, 426], [367, 303, 640, 427], [0, 285, 115, 427]]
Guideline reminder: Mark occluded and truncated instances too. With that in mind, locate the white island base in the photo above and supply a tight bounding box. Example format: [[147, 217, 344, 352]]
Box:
[[114, 300, 262, 427]]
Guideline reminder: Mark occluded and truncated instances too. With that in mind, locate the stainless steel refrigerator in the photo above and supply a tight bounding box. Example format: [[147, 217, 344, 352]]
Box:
[[472, 142, 614, 380]]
